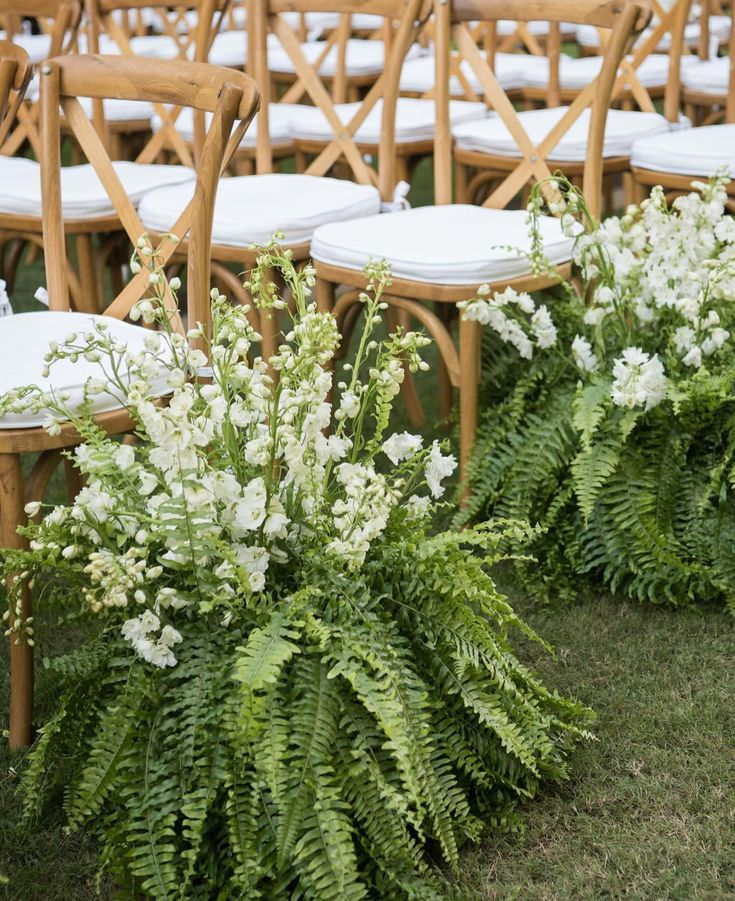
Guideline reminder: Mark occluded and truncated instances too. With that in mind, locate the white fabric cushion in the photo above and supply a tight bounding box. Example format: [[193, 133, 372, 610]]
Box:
[[453, 107, 670, 161], [577, 17, 730, 51], [268, 38, 421, 77], [400, 51, 528, 95], [0, 158, 195, 219], [0, 312, 168, 429], [139, 173, 381, 247], [631, 123, 735, 177], [151, 103, 296, 148], [207, 31, 248, 67], [495, 20, 575, 37], [128, 34, 181, 59], [311, 205, 574, 285], [522, 53, 697, 91], [79, 96, 155, 124], [682, 56, 729, 94], [351, 14, 384, 30], [288, 98, 488, 145]]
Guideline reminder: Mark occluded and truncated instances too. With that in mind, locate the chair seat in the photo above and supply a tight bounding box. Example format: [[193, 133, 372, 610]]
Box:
[[289, 98, 488, 145], [128, 34, 181, 59], [631, 123, 735, 177], [311, 205, 574, 285], [400, 51, 527, 95], [79, 96, 155, 124], [682, 56, 729, 95], [151, 103, 297, 148], [452, 107, 670, 162], [207, 31, 248, 68], [268, 38, 422, 78], [138, 173, 381, 247], [495, 19, 575, 37], [577, 17, 731, 51], [522, 53, 698, 91], [0, 158, 195, 220], [0, 312, 168, 429]]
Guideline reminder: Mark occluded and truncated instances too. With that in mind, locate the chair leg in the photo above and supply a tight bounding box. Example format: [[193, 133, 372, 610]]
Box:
[[316, 277, 335, 315], [0, 453, 33, 750], [75, 234, 100, 314], [437, 304, 454, 424], [458, 316, 481, 496]]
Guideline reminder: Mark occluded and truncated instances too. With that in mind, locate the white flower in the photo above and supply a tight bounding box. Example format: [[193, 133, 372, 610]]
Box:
[[611, 348, 667, 411], [24, 501, 42, 517], [530, 305, 557, 349], [122, 610, 160, 644], [405, 495, 430, 518], [702, 327, 729, 356], [682, 345, 703, 368], [337, 391, 360, 419], [232, 478, 268, 533], [425, 441, 457, 499], [382, 432, 423, 465], [113, 444, 136, 471], [571, 335, 599, 373]]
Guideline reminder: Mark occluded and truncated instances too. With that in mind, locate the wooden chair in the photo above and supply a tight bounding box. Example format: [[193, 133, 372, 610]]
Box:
[[312, 0, 650, 484], [681, 1, 735, 126], [631, 0, 735, 206], [451, 2, 679, 211], [133, 0, 428, 367], [0, 0, 81, 159], [1, 52, 259, 750]]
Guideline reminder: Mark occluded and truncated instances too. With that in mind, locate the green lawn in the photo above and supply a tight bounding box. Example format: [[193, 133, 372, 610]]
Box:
[[1, 197, 735, 900]]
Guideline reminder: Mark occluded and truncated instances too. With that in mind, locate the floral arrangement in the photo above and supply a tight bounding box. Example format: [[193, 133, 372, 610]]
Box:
[[2, 240, 589, 899], [459, 176, 735, 610]]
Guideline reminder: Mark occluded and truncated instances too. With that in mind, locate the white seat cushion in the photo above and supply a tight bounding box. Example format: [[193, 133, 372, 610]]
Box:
[[631, 123, 735, 177], [268, 38, 421, 78], [0, 158, 195, 219], [351, 14, 384, 30], [522, 53, 696, 91], [311, 205, 574, 285], [207, 31, 248, 67], [288, 98, 488, 145], [577, 17, 730, 51], [79, 97, 155, 124], [682, 56, 729, 95], [400, 51, 528, 95], [0, 312, 168, 429], [128, 34, 181, 59], [138, 173, 381, 247], [453, 107, 670, 161], [495, 20, 575, 37], [4, 33, 52, 64], [151, 103, 296, 148]]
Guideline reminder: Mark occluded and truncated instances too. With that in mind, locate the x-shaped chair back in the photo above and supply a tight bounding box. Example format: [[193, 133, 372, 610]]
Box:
[[86, 0, 231, 166], [249, 0, 430, 199], [0, 40, 32, 147], [435, 0, 651, 216], [40, 54, 260, 340], [0, 0, 81, 158]]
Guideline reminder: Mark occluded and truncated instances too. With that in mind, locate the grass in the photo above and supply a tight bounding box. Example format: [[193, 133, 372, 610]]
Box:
[[1, 191, 735, 900]]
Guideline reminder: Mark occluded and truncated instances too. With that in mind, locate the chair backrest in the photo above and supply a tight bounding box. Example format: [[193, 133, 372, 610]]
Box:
[[39, 54, 260, 339], [0, 0, 81, 157], [85, 0, 228, 165], [248, 0, 430, 201], [435, 0, 651, 217], [0, 40, 31, 147]]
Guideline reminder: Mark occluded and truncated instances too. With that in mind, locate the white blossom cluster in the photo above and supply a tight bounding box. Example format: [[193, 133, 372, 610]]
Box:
[[4, 241, 456, 667], [461, 176, 735, 413]]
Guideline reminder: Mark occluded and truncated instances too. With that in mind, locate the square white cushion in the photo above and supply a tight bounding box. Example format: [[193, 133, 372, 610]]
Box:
[[79, 96, 155, 124], [453, 107, 670, 161], [311, 205, 574, 285], [151, 103, 297, 148], [522, 53, 697, 91], [631, 123, 735, 177], [400, 51, 528, 95], [0, 159, 195, 219], [682, 56, 729, 94], [2, 33, 52, 64], [288, 98, 488, 145], [576, 17, 731, 51], [138, 173, 381, 247], [0, 312, 169, 429], [267, 38, 422, 78]]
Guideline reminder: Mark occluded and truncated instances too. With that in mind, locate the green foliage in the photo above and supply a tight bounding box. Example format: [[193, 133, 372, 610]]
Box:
[[20, 531, 590, 900], [462, 336, 735, 610]]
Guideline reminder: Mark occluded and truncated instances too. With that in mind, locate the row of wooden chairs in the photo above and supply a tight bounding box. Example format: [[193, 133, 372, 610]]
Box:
[[1, 0, 734, 749]]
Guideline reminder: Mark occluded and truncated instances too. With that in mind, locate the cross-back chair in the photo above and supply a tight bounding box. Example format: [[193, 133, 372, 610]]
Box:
[[0, 0, 81, 159], [1, 51, 260, 750], [451, 1, 672, 211], [312, 0, 651, 486], [681, 0, 735, 126], [133, 0, 428, 366], [631, 0, 735, 207]]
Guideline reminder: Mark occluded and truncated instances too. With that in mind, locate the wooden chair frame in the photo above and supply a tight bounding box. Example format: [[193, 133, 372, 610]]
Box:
[[2, 52, 259, 750], [314, 0, 650, 487], [0, 0, 81, 158]]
